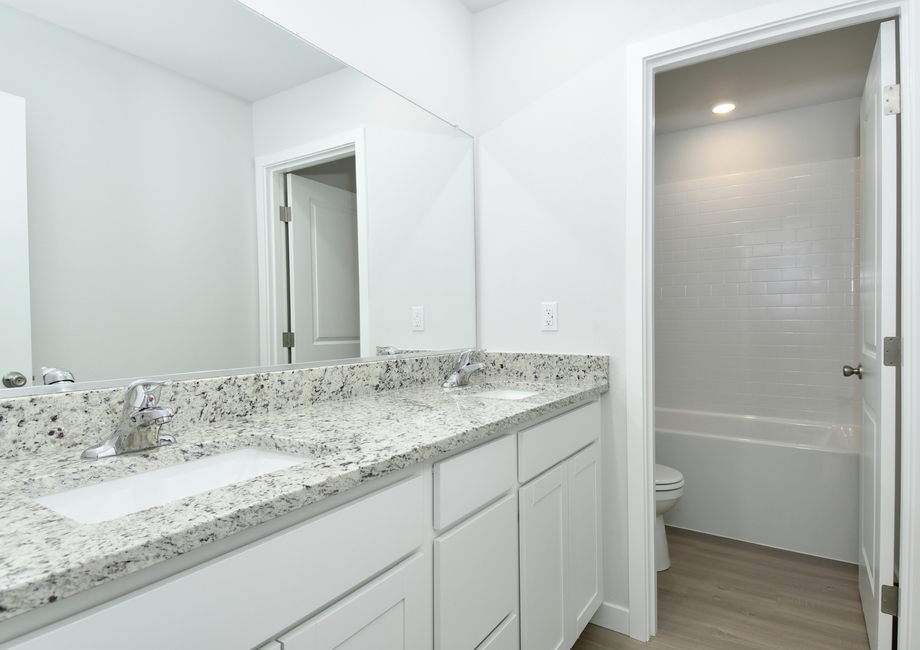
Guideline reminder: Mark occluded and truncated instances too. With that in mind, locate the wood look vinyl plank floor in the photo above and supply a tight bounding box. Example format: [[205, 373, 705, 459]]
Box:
[[573, 527, 870, 650]]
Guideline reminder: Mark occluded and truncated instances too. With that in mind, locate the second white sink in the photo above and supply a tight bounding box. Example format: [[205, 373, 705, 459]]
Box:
[[35, 448, 311, 524], [471, 389, 540, 400]]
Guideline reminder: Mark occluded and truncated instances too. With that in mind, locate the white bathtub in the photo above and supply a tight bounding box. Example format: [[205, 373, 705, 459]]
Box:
[[655, 408, 859, 563]]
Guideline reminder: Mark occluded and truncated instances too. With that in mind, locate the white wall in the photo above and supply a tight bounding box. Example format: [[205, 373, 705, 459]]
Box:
[[656, 98, 861, 184], [237, 0, 474, 134], [472, 0, 786, 627], [0, 4, 260, 383], [252, 68, 476, 353]]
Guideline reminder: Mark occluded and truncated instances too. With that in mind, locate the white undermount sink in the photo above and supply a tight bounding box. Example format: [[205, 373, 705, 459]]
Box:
[[35, 448, 311, 524], [470, 389, 540, 400]]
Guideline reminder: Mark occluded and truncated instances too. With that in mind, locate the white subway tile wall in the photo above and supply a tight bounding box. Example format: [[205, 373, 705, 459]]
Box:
[[655, 158, 861, 425]]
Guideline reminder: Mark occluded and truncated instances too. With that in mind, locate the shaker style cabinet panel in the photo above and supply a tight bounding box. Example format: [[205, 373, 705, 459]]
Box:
[[519, 463, 568, 650], [434, 494, 518, 650], [278, 554, 426, 650], [475, 613, 519, 650], [567, 442, 603, 639]]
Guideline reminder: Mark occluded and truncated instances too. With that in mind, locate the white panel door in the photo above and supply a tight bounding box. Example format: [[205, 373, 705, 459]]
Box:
[[858, 20, 898, 650], [520, 463, 567, 650], [567, 442, 603, 640], [288, 175, 360, 362], [279, 554, 426, 650], [0, 90, 32, 388]]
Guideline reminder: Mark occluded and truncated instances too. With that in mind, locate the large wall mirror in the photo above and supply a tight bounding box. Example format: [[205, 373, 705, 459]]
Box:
[[0, 0, 476, 393]]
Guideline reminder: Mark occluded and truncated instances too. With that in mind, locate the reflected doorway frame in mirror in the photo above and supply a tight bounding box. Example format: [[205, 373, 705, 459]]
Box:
[[254, 130, 370, 365]]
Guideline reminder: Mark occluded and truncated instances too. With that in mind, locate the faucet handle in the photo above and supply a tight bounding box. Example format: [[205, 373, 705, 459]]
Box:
[[454, 348, 481, 370], [124, 378, 173, 412], [454, 348, 476, 370]]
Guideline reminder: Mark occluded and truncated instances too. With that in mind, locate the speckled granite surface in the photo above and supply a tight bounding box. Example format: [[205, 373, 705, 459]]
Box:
[[0, 352, 607, 623]]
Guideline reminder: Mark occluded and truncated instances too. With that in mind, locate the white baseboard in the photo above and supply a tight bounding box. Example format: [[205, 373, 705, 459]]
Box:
[[590, 601, 630, 635]]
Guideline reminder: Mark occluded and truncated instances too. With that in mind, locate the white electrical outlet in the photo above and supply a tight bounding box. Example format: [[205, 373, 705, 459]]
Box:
[[412, 306, 425, 331], [541, 302, 558, 331]]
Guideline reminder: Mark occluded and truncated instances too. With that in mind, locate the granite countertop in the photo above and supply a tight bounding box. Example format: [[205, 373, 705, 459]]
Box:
[[0, 377, 607, 623]]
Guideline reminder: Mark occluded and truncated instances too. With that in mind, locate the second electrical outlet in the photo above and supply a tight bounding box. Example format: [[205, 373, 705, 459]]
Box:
[[541, 302, 558, 331], [412, 306, 425, 331]]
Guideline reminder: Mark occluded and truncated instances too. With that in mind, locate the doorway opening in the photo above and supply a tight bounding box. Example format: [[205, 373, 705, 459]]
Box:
[[651, 18, 895, 650], [623, 2, 915, 646]]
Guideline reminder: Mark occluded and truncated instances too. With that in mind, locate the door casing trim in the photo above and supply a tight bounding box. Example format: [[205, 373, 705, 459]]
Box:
[[255, 130, 370, 364]]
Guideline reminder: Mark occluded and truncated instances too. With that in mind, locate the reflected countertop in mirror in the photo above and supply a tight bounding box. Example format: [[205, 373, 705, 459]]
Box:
[[0, 0, 475, 394]]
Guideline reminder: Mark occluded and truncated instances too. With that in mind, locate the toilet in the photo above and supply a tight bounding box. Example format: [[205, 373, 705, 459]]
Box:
[[655, 463, 685, 571]]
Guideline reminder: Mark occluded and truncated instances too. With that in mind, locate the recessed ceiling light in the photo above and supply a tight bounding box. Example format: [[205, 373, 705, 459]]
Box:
[[711, 102, 736, 114]]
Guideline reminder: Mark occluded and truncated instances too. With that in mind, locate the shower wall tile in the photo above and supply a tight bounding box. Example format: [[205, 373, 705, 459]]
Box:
[[655, 158, 861, 425]]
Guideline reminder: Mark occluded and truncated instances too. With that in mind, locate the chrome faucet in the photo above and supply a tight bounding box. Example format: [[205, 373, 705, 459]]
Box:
[[82, 378, 176, 459], [442, 348, 486, 389], [41, 366, 75, 385]]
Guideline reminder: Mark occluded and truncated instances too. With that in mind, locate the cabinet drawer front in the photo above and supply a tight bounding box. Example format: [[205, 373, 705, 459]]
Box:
[[434, 494, 518, 650], [475, 614, 518, 650], [518, 399, 600, 483], [433, 434, 516, 530], [8, 477, 424, 650], [279, 554, 426, 650]]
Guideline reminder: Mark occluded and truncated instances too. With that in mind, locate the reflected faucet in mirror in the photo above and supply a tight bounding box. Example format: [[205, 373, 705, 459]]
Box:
[[41, 367, 74, 385], [82, 378, 176, 459]]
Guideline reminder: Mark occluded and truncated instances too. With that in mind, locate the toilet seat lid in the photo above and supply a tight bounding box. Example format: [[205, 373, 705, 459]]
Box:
[[655, 464, 684, 487]]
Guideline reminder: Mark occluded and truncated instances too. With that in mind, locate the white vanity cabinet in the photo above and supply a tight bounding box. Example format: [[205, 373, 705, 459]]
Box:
[[2, 397, 603, 650], [518, 401, 602, 650]]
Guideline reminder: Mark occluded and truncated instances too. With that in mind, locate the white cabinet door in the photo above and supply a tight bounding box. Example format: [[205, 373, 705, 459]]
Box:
[[567, 442, 602, 639], [520, 463, 568, 650], [476, 614, 519, 650], [434, 494, 518, 650], [520, 441, 603, 650], [279, 554, 426, 650]]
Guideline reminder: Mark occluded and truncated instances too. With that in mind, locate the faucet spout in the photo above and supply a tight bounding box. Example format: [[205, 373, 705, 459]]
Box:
[[82, 378, 176, 459]]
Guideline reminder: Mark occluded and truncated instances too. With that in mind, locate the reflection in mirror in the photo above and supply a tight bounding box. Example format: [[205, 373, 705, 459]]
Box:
[[0, 0, 475, 392]]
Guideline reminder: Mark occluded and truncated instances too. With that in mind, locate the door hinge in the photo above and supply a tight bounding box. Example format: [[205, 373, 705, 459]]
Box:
[[279, 206, 292, 222], [884, 336, 902, 367], [282, 332, 295, 348], [881, 584, 899, 616], [884, 84, 901, 115]]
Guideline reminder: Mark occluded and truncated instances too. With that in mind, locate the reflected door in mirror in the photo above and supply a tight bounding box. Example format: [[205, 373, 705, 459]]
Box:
[[287, 174, 360, 363]]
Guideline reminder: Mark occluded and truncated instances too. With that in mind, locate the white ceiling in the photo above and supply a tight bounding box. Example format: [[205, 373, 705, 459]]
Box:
[[655, 21, 882, 134], [459, 0, 511, 13], [0, 0, 345, 102]]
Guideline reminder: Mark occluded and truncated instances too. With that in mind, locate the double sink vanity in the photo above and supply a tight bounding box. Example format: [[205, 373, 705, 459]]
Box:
[[0, 351, 608, 650]]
